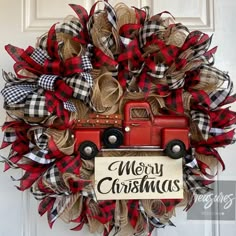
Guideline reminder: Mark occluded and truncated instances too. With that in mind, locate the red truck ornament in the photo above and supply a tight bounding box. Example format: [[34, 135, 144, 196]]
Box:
[[74, 101, 190, 160]]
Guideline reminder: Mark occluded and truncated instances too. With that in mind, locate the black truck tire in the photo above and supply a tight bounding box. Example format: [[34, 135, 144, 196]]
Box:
[[165, 139, 186, 159], [102, 128, 124, 148], [79, 141, 98, 160]]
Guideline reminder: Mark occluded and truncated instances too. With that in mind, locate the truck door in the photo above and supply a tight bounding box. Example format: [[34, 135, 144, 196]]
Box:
[[125, 107, 152, 146]]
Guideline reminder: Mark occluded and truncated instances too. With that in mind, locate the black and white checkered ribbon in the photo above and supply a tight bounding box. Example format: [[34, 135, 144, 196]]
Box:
[[190, 110, 211, 140], [38, 75, 58, 91], [1, 83, 38, 105], [139, 21, 165, 48], [64, 74, 91, 102], [148, 63, 169, 79], [24, 92, 51, 117], [81, 55, 93, 87], [2, 129, 17, 144], [24, 143, 54, 164], [56, 20, 83, 37], [184, 155, 212, 195], [31, 47, 51, 65]]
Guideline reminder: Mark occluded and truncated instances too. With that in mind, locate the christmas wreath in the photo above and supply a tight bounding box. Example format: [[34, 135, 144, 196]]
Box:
[[0, 1, 236, 235]]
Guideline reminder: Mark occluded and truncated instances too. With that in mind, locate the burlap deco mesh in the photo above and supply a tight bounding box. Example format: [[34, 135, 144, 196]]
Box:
[[60, 194, 83, 223], [91, 72, 123, 114], [114, 200, 129, 228], [141, 199, 166, 218], [114, 3, 136, 30]]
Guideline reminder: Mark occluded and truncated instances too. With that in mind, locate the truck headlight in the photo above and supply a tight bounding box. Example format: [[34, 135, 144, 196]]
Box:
[[125, 126, 130, 132]]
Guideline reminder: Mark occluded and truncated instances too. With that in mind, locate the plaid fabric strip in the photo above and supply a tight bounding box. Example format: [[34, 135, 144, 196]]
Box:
[[1, 130, 17, 147], [67, 177, 91, 194], [190, 110, 211, 140], [69, 4, 89, 28], [56, 20, 83, 37], [147, 63, 168, 79], [1, 83, 38, 105], [81, 186, 97, 202], [210, 108, 236, 128], [209, 79, 232, 109], [38, 197, 56, 217], [24, 93, 50, 117], [192, 34, 212, 58], [38, 75, 58, 91], [56, 154, 81, 175], [33, 127, 48, 149], [166, 75, 185, 90], [24, 144, 54, 164], [64, 75, 91, 101], [95, 200, 116, 224], [31, 47, 50, 65], [164, 88, 184, 113], [44, 165, 69, 194], [16, 163, 48, 191], [139, 21, 165, 48], [63, 100, 77, 112], [104, 1, 117, 30], [184, 168, 212, 195]]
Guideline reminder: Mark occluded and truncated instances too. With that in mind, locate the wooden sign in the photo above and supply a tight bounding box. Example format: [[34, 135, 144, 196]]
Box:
[[94, 156, 183, 200]]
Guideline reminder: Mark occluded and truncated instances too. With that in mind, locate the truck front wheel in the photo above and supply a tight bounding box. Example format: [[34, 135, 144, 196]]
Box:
[[79, 141, 98, 160], [102, 128, 124, 148], [165, 140, 186, 159]]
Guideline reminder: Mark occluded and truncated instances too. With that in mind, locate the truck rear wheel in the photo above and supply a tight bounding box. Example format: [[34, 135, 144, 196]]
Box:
[[79, 141, 98, 160], [165, 140, 186, 159], [102, 128, 124, 148]]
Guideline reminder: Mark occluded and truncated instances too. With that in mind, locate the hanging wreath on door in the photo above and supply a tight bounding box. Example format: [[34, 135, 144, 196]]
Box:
[[0, 1, 235, 235]]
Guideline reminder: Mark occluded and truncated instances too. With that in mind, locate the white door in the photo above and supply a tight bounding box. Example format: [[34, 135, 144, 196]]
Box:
[[0, 0, 235, 236]]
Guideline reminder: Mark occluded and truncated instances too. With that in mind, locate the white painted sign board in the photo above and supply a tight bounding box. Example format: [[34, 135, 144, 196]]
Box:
[[95, 156, 183, 200]]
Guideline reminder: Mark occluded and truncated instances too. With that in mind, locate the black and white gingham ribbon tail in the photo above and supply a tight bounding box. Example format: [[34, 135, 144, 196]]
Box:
[[185, 154, 199, 169], [81, 185, 97, 202], [104, 1, 118, 30], [139, 21, 165, 48], [1, 83, 38, 105], [166, 75, 185, 90], [24, 93, 51, 118], [24, 143, 55, 164], [56, 20, 83, 37], [192, 34, 213, 58], [64, 74, 91, 101], [44, 165, 70, 194], [147, 63, 169, 79], [30, 47, 51, 65], [31, 184, 49, 200], [190, 110, 211, 140], [38, 74, 58, 91], [63, 100, 77, 112], [49, 194, 72, 224], [209, 71, 233, 109], [184, 169, 212, 195], [2, 129, 17, 144], [33, 127, 48, 149]]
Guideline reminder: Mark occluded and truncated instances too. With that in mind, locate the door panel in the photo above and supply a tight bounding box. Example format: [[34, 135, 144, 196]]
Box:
[[0, 0, 235, 236]]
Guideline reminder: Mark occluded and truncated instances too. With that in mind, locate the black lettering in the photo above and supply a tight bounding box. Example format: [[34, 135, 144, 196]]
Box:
[[97, 177, 112, 194]]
